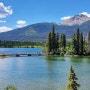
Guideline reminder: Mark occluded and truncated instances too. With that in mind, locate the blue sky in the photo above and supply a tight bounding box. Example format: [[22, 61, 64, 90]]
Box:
[[0, 0, 90, 32]]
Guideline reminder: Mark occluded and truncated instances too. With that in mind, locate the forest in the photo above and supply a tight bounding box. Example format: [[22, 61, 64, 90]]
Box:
[[45, 25, 90, 56], [0, 41, 44, 48]]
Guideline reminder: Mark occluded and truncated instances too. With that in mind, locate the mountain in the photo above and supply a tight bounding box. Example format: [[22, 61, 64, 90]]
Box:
[[0, 23, 54, 41], [60, 14, 90, 26], [0, 14, 90, 41]]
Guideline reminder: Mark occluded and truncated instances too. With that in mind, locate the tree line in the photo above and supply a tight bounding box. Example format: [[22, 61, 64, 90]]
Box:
[[46, 25, 90, 56], [0, 41, 44, 48]]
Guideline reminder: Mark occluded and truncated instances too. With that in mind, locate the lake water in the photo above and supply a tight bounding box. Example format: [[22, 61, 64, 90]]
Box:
[[0, 48, 90, 90]]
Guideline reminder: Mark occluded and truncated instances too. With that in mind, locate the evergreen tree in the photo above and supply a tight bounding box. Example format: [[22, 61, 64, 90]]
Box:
[[60, 34, 66, 49], [60, 34, 63, 48], [71, 29, 84, 55], [51, 25, 56, 54], [56, 33, 60, 54], [79, 32, 83, 55], [46, 25, 59, 55], [88, 31, 90, 53], [83, 37, 86, 55], [47, 32, 52, 54], [71, 34, 77, 54], [66, 66, 80, 90], [63, 34, 66, 49], [76, 28, 80, 55], [56, 33, 59, 51]]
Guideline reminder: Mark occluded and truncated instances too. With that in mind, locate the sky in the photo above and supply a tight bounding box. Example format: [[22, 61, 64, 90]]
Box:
[[0, 0, 90, 32]]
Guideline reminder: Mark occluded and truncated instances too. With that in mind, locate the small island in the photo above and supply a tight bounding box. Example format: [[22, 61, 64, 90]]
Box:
[[44, 25, 90, 56]]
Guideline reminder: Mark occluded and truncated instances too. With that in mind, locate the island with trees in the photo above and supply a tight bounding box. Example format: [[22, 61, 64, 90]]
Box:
[[45, 25, 90, 56]]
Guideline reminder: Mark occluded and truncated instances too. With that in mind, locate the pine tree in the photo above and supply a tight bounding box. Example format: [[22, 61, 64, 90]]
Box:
[[60, 34, 66, 49], [79, 32, 83, 55], [88, 31, 90, 53], [72, 34, 77, 54], [46, 25, 59, 55], [71, 29, 84, 55], [76, 28, 80, 55], [60, 34, 63, 48], [56, 33, 59, 54], [83, 37, 86, 55], [66, 66, 80, 90], [63, 34, 66, 49], [47, 32, 52, 54], [56, 33, 59, 50], [51, 25, 56, 54]]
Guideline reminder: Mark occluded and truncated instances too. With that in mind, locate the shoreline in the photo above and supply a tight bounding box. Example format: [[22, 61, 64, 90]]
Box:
[[0, 52, 90, 58]]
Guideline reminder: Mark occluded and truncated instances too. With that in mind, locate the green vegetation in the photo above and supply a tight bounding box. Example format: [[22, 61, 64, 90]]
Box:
[[88, 31, 90, 53], [46, 25, 59, 55], [69, 28, 84, 55], [46, 25, 90, 56], [4, 85, 17, 90], [66, 66, 80, 90], [0, 41, 44, 48]]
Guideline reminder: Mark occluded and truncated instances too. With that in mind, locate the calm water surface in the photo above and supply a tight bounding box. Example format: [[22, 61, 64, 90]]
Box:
[[0, 48, 90, 90]]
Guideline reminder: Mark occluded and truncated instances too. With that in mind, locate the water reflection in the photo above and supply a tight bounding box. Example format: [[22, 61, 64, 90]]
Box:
[[46, 56, 65, 61], [45, 56, 57, 89], [84, 57, 90, 64], [45, 56, 67, 90], [0, 55, 90, 90], [45, 56, 58, 61], [69, 57, 83, 63]]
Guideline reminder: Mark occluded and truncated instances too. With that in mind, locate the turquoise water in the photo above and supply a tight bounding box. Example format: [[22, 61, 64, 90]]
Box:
[[0, 48, 42, 54], [0, 48, 90, 90]]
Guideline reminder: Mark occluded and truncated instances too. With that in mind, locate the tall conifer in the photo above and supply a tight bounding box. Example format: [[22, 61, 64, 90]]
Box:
[[60, 34, 66, 49], [47, 32, 52, 53], [79, 32, 83, 55], [88, 31, 90, 52], [66, 66, 80, 90], [76, 28, 80, 55]]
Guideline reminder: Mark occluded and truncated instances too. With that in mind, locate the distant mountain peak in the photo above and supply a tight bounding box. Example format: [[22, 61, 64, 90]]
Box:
[[60, 14, 90, 26]]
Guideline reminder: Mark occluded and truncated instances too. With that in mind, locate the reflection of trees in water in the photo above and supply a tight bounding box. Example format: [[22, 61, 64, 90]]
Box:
[[45, 56, 58, 61], [45, 56, 67, 90], [70, 57, 83, 63], [45, 56, 65, 61], [70, 56, 90, 64], [45, 56, 57, 89], [45, 56, 66, 81], [85, 57, 90, 64]]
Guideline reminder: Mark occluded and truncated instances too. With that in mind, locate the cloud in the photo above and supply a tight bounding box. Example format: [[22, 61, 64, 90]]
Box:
[[80, 12, 90, 17], [16, 20, 27, 28], [0, 20, 6, 23], [0, 26, 12, 32], [0, 2, 13, 18], [61, 16, 72, 20]]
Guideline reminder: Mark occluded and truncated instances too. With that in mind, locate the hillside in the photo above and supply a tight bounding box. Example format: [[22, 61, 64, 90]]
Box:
[[0, 14, 90, 41]]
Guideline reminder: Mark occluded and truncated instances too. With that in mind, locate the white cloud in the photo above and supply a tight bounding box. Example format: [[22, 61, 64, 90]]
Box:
[[80, 12, 90, 17], [0, 26, 12, 32], [16, 20, 27, 28], [0, 2, 13, 18], [0, 20, 6, 23], [61, 16, 72, 20]]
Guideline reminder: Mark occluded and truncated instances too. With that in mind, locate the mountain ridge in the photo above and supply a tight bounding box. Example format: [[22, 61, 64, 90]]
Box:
[[0, 14, 90, 41], [60, 14, 90, 26]]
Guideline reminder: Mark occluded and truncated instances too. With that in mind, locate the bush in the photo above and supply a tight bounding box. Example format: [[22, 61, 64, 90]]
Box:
[[4, 85, 17, 90]]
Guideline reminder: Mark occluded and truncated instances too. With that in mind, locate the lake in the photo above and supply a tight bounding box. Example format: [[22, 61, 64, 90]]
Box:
[[0, 48, 90, 90]]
